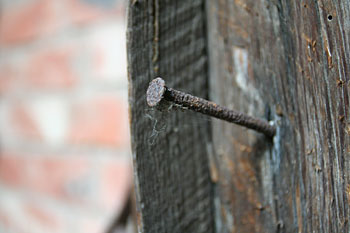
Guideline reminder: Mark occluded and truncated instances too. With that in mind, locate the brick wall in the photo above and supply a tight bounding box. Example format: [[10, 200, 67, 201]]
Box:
[[0, 0, 132, 233]]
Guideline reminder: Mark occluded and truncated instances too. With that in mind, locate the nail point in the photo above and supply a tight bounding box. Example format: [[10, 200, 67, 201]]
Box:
[[147, 77, 166, 107]]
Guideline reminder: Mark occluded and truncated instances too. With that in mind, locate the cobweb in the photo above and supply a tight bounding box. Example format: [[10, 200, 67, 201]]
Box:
[[144, 104, 211, 146]]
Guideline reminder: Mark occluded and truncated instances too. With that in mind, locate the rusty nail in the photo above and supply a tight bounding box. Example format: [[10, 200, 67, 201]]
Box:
[[146, 77, 276, 138]]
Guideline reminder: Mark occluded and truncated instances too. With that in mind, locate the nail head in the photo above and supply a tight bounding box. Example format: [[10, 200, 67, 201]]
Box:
[[147, 77, 166, 107]]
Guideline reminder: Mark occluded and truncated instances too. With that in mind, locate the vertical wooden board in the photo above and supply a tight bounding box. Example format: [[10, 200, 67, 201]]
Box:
[[127, 0, 214, 232], [207, 0, 350, 232]]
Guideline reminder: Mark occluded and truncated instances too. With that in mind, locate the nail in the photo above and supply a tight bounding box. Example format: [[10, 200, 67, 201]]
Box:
[[146, 77, 276, 137]]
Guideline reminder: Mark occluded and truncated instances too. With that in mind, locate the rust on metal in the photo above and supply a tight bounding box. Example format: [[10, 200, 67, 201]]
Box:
[[146, 77, 276, 137]]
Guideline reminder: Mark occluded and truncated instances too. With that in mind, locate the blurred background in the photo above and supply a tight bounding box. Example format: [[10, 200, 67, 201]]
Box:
[[0, 0, 133, 232]]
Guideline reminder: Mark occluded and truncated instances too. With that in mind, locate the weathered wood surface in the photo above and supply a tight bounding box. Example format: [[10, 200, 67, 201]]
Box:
[[127, 0, 214, 232], [207, 0, 350, 232]]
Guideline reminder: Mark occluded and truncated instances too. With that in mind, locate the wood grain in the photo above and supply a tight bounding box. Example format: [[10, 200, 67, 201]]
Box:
[[127, 0, 214, 232], [207, 0, 350, 232]]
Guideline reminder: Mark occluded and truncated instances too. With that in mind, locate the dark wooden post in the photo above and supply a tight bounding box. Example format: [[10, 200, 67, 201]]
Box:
[[128, 0, 350, 232], [127, 1, 214, 232], [207, 0, 350, 232]]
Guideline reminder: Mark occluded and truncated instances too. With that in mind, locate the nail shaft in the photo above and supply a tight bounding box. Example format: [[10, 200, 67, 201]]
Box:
[[147, 78, 276, 137]]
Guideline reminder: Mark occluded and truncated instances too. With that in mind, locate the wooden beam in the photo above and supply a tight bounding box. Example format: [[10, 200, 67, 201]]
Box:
[[127, 0, 214, 232], [207, 0, 350, 232]]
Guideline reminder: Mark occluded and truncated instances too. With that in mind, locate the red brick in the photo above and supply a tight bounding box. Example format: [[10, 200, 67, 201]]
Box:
[[0, 210, 29, 233], [0, 154, 28, 187], [0, 211, 25, 233], [100, 161, 132, 210], [0, 208, 12, 228], [64, 0, 125, 26], [65, 0, 105, 26], [0, 214, 28, 233], [0, 64, 18, 95], [27, 156, 89, 201], [10, 104, 42, 140], [24, 203, 61, 229], [0, 0, 57, 46], [25, 47, 76, 89], [69, 97, 130, 147], [0, 154, 91, 202]]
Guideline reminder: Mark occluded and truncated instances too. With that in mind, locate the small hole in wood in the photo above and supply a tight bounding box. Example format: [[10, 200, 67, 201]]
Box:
[[327, 14, 333, 21]]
